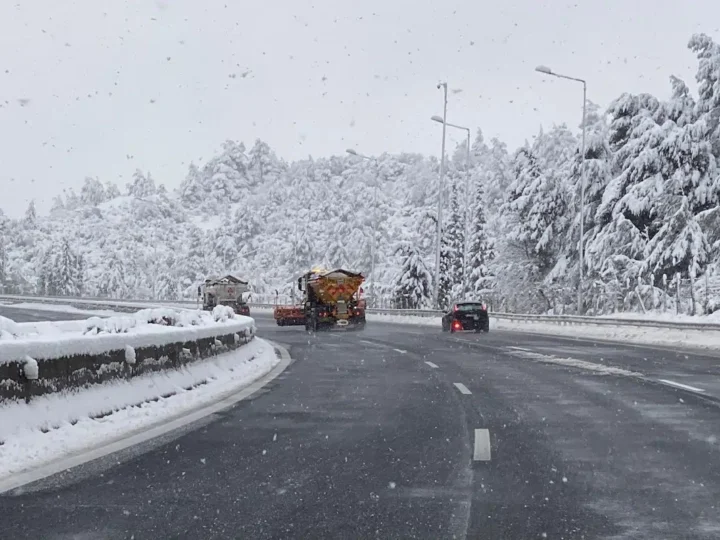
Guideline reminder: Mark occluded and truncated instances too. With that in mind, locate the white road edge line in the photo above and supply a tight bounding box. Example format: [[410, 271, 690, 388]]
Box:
[[424, 361, 439, 369], [473, 429, 491, 461], [0, 340, 293, 495], [658, 379, 706, 393], [393, 348, 407, 354], [453, 382, 472, 395]]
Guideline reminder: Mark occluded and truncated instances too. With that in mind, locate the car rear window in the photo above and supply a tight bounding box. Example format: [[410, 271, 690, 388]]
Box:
[[456, 303, 484, 312]]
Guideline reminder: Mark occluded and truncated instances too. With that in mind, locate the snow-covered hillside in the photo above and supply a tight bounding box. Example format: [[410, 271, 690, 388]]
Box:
[[2, 34, 720, 316]]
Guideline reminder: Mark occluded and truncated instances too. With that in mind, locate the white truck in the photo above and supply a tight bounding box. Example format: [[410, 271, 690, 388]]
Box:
[[199, 275, 250, 316]]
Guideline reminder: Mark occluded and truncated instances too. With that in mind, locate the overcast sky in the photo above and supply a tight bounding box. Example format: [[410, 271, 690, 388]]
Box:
[[0, 0, 718, 217]]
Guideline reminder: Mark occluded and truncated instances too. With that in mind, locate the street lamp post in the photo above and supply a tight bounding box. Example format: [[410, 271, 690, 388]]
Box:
[[347, 148, 380, 308], [433, 83, 448, 309], [535, 65, 587, 314], [431, 115, 472, 298]]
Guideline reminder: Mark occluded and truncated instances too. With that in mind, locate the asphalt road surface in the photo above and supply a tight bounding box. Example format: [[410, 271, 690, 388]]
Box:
[[2, 311, 720, 539]]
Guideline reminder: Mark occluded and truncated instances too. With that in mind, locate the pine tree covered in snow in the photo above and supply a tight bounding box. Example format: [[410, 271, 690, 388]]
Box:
[[445, 176, 465, 298], [466, 179, 494, 299], [24, 201, 37, 226], [393, 243, 432, 309]]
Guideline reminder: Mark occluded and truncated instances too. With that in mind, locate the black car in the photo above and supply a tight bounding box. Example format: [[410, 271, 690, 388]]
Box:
[[441, 301, 489, 333]]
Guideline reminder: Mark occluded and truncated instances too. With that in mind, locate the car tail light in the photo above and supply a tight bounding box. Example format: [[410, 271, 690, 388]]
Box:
[[453, 305, 458, 312], [482, 304, 487, 311], [452, 320, 462, 330]]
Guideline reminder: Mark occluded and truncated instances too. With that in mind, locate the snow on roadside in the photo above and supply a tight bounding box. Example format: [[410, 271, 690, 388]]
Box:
[[493, 318, 720, 350], [368, 312, 720, 350], [0, 309, 254, 364], [0, 338, 279, 481], [599, 310, 720, 323], [0, 316, 20, 341]]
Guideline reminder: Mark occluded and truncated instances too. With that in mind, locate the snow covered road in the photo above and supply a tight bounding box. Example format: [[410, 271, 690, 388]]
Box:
[[1, 312, 720, 538]]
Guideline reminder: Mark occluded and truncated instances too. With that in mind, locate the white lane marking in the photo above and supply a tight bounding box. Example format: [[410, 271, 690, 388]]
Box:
[[0, 340, 293, 494], [658, 379, 706, 393], [506, 346, 532, 352], [359, 339, 376, 346], [473, 429, 492, 461], [393, 348, 407, 354], [424, 361, 439, 369], [453, 382, 472, 395]]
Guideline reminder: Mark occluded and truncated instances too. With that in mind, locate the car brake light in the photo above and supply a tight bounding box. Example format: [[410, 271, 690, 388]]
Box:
[[452, 320, 462, 329], [453, 305, 458, 312], [482, 304, 487, 310]]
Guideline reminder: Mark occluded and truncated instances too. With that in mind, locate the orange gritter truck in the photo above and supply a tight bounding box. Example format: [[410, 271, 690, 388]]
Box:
[[273, 268, 366, 331]]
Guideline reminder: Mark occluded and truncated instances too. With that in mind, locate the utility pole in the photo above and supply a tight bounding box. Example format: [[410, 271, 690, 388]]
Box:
[[535, 65, 587, 314], [433, 82, 448, 309]]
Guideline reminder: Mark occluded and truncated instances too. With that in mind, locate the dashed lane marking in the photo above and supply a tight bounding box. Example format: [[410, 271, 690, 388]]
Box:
[[658, 379, 706, 393], [424, 361, 439, 369], [473, 429, 492, 461], [453, 382, 472, 395], [393, 348, 407, 354]]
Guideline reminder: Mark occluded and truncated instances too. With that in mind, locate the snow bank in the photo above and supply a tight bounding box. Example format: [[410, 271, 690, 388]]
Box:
[[0, 308, 255, 365], [493, 318, 720, 350], [0, 338, 279, 481], [369, 312, 720, 350], [0, 316, 20, 341], [15, 320, 88, 336]]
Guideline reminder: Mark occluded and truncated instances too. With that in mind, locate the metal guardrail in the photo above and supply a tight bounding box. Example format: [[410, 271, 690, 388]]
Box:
[[2, 294, 719, 332]]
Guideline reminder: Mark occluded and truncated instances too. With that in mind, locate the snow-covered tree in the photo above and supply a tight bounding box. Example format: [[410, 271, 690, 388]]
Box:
[[688, 33, 720, 156], [80, 177, 107, 206], [127, 169, 156, 198], [466, 180, 494, 298], [393, 243, 432, 309], [24, 201, 37, 226], [105, 181, 121, 199]]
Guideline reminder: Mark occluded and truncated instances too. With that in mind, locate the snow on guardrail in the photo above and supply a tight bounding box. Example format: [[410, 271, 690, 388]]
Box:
[[0, 306, 253, 365], [0, 305, 256, 405]]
